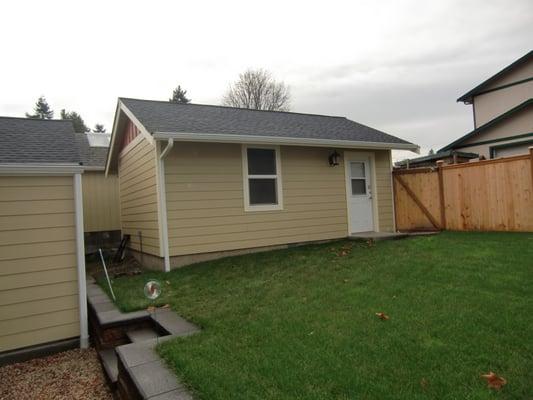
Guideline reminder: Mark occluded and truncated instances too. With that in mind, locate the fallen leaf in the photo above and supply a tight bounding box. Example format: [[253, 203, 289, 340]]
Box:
[[375, 312, 390, 320], [161, 304, 170, 309], [481, 371, 507, 390], [165, 280, 170, 285], [420, 378, 428, 389], [147, 306, 156, 312]]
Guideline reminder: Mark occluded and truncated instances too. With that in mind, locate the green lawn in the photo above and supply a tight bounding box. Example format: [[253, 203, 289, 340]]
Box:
[[104, 232, 533, 399]]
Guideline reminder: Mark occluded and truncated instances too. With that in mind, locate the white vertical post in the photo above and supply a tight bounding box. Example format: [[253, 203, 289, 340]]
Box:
[[74, 173, 89, 348], [159, 155, 171, 272]]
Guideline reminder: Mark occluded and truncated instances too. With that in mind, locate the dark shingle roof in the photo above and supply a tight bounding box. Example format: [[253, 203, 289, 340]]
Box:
[[74, 133, 108, 168], [120, 98, 412, 145], [0, 117, 81, 164]]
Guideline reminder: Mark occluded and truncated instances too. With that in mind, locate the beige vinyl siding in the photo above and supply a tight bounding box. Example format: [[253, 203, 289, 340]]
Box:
[[118, 136, 160, 256], [473, 80, 533, 127], [164, 143, 395, 256], [458, 106, 533, 158], [374, 150, 394, 232], [82, 171, 121, 232], [0, 175, 79, 352]]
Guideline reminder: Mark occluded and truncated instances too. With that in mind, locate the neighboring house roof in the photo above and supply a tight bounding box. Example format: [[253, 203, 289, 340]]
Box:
[[120, 98, 415, 147], [395, 150, 479, 167], [439, 98, 533, 152], [457, 50, 533, 104], [74, 133, 109, 168], [0, 116, 81, 165]]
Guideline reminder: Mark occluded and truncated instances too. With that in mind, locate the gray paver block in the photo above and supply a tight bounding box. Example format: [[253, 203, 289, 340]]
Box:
[[129, 360, 183, 398], [127, 327, 160, 343], [152, 309, 200, 336], [87, 284, 106, 297], [117, 340, 159, 368], [92, 301, 116, 313], [97, 309, 150, 325], [89, 294, 113, 305], [98, 348, 118, 383]]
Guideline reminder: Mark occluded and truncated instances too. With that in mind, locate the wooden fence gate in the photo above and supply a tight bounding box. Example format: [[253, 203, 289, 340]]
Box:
[[393, 149, 533, 232]]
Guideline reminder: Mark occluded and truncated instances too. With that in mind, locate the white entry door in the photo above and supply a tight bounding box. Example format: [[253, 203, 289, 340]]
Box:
[[346, 157, 374, 233]]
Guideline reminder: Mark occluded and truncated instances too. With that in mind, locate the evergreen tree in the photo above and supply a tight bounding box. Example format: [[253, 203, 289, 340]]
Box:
[[428, 149, 435, 155], [60, 109, 90, 133], [169, 85, 191, 103], [26, 96, 54, 119], [93, 124, 106, 133]]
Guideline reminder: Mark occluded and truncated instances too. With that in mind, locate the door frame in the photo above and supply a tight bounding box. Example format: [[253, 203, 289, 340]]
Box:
[[343, 150, 380, 234]]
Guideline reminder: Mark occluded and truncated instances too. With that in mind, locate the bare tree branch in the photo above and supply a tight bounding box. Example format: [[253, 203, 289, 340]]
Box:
[[222, 69, 291, 111]]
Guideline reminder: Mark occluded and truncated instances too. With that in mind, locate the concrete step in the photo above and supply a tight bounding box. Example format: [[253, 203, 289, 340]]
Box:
[[151, 309, 200, 337], [126, 327, 160, 343], [98, 348, 118, 384], [116, 339, 192, 399]]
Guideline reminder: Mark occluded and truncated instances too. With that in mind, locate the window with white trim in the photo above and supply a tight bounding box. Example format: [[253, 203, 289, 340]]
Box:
[[242, 145, 283, 211]]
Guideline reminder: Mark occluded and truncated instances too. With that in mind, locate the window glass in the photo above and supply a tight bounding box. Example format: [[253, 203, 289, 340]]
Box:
[[351, 179, 366, 195], [247, 148, 276, 175], [350, 162, 365, 178], [249, 178, 277, 204]]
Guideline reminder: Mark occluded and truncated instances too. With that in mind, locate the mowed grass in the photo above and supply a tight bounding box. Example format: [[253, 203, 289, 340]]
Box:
[[104, 232, 533, 399]]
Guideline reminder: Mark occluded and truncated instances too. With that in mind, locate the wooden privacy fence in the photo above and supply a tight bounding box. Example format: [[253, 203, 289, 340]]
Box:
[[393, 148, 533, 232]]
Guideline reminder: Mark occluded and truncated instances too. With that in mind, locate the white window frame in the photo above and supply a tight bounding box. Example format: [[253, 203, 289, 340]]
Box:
[[242, 144, 283, 212]]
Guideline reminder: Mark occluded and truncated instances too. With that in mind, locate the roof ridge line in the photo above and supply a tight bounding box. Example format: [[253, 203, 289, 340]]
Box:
[[118, 97, 346, 119], [0, 115, 74, 122]]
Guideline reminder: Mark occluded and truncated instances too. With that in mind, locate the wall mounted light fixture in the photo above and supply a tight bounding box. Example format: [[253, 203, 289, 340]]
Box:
[[328, 150, 340, 166]]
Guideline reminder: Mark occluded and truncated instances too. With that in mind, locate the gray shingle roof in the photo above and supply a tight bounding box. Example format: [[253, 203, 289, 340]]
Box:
[[75, 133, 108, 168], [0, 117, 81, 164], [120, 98, 412, 145]]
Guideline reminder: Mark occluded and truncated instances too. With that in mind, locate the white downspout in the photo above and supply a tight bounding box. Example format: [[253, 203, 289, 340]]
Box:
[[159, 139, 173, 272], [73, 173, 89, 348]]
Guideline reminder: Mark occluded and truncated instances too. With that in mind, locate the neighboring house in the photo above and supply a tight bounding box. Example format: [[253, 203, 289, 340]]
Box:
[[106, 98, 418, 271], [440, 50, 533, 158], [395, 150, 479, 169], [0, 117, 88, 356], [75, 132, 121, 252]]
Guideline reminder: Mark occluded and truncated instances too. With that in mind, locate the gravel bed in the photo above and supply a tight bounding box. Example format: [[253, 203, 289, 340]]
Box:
[[0, 347, 112, 400]]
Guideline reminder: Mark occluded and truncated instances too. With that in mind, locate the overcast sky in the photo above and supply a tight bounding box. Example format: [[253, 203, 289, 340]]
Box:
[[1, 0, 531, 160]]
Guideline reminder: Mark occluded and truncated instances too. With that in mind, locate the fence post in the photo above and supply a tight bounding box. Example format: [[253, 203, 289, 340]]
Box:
[[530, 147, 533, 187], [436, 160, 446, 230]]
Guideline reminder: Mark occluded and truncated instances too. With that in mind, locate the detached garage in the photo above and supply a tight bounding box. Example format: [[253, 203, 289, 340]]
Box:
[[0, 117, 88, 358]]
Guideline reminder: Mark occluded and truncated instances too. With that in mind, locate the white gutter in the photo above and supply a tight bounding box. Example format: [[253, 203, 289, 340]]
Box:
[[0, 164, 85, 175], [153, 132, 420, 153], [73, 173, 89, 348], [158, 139, 174, 272], [81, 166, 105, 172]]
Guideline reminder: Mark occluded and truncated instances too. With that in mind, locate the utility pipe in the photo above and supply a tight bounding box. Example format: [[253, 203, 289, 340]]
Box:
[[158, 139, 174, 272], [74, 173, 89, 349]]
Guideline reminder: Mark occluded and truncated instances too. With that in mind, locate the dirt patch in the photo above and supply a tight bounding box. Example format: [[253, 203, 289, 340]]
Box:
[[0, 347, 112, 400]]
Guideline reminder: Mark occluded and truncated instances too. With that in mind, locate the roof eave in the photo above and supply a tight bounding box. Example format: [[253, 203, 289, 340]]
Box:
[[0, 163, 85, 175], [457, 50, 533, 104], [105, 100, 155, 176], [440, 98, 533, 152], [153, 131, 420, 153]]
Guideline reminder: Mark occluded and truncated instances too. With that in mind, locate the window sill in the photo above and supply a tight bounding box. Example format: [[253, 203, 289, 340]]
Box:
[[244, 204, 284, 212]]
